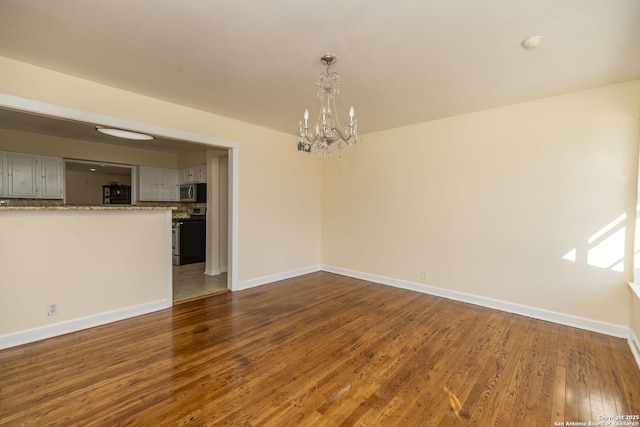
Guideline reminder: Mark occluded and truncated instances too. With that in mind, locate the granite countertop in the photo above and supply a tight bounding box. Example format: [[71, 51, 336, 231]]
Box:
[[0, 205, 176, 211]]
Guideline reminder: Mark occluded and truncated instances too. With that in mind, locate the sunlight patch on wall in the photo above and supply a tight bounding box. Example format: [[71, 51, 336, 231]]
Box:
[[588, 213, 626, 244], [587, 227, 625, 272], [563, 213, 626, 272], [562, 248, 577, 262]]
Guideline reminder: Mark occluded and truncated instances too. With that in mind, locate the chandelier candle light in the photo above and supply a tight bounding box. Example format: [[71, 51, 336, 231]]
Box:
[[297, 54, 360, 159]]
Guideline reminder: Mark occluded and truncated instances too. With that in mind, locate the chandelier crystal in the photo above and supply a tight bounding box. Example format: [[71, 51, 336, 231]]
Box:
[[297, 55, 360, 159]]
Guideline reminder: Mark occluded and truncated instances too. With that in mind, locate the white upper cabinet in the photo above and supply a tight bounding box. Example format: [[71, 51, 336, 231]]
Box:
[[0, 152, 6, 197], [179, 164, 207, 184], [7, 152, 38, 197], [192, 164, 207, 183], [138, 166, 178, 201], [178, 167, 189, 185], [4, 152, 64, 199], [159, 168, 178, 201], [39, 156, 64, 199]]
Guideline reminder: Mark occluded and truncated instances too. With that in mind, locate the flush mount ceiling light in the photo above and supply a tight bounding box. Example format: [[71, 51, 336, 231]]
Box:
[[95, 126, 154, 140], [522, 35, 544, 50], [297, 54, 360, 159]]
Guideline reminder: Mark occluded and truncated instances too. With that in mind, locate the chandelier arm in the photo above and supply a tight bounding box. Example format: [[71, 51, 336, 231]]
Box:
[[303, 129, 320, 144], [329, 127, 354, 143]]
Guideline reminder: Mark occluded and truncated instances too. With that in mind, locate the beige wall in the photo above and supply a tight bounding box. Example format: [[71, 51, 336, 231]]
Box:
[[632, 289, 640, 340], [219, 157, 229, 270], [66, 170, 132, 205], [206, 154, 220, 274], [322, 81, 640, 327], [0, 56, 322, 284], [177, 150, 208, 169], [0, 209, 170, 334], [0, 127, 178, 168], [4, 55, 637, 333], [203, 153, 230, 273]]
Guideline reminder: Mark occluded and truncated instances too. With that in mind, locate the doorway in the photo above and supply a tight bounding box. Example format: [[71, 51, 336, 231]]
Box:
[[0, 95, 239, 298]]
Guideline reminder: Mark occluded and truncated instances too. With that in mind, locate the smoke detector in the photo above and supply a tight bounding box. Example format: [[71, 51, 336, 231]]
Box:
[[521, 35, 544, 50]]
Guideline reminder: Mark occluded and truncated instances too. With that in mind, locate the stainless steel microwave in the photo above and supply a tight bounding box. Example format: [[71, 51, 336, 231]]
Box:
[[179, 183, 207, 203]]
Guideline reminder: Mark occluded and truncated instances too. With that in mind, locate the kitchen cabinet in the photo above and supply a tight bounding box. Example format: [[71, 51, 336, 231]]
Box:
[[2, 152, 64, 199], [39, 156, 64, 199], [138, 166, 178, 201], [7, 152, 38, 197], [0, 152, 6, 196], [193, 164, 206, 183], [179, 164, 207, 184], [178, 168, 190, 185]]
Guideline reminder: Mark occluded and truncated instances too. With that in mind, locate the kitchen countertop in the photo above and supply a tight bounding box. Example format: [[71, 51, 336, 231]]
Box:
[[0, 205, 176, 211]]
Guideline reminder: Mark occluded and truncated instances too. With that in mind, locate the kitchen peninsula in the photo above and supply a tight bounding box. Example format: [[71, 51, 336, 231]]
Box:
[[0, 205, 173, 349]]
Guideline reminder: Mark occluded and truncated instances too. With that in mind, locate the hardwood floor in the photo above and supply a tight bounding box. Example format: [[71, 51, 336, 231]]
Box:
[[1, 272, 638, 426]]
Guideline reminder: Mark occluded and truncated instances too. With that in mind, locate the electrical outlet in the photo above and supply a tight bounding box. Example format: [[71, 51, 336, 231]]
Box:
[[420, 270, 428, 280], [47, 303, 58, 316]]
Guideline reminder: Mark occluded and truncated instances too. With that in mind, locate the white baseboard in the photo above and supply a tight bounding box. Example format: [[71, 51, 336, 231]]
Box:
[[322, 265, 629, 339], [205, 266, 227, 276], [0, 299, 171, 350], [237, 265, 321, 291]]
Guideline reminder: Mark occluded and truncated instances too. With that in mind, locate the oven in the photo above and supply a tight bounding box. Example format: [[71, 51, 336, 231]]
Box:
[[172, 208, 207, 266], [171, 223, 180, 265]]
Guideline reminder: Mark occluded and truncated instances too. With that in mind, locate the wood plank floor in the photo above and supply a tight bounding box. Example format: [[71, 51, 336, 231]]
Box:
[[1, 272, 638, 426]]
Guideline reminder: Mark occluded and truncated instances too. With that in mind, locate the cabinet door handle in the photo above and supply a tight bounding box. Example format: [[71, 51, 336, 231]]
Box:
[[7, 173, 12, 176]]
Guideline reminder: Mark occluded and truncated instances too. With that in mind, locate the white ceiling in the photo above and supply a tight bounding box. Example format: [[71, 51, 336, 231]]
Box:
[[0, 0, 639, 135]]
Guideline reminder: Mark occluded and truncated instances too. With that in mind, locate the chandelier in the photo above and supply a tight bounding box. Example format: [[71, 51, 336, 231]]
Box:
[[297, 54, 360, 159]]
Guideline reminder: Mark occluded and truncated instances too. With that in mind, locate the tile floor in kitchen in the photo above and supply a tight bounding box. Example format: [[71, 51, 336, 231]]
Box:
[[172, 262, 228, 302]]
